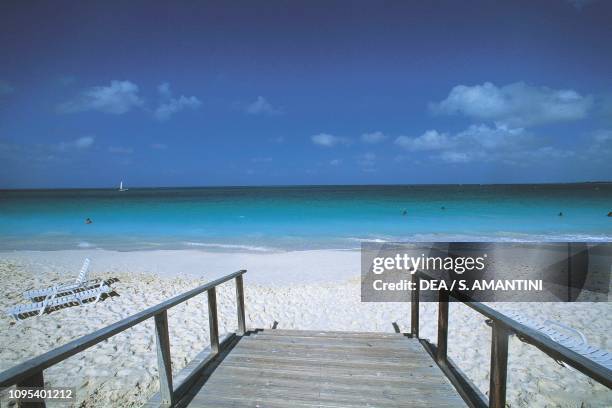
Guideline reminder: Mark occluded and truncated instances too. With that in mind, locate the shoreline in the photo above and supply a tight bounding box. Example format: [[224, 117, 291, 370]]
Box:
[[0, 248, 361, 285]]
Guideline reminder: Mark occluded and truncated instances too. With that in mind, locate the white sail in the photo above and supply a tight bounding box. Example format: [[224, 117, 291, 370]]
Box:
[[118, 180, 128, 192]]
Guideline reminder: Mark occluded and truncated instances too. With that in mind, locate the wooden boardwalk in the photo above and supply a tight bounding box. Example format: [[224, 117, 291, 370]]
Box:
[[184, 329, 466, 407], [3, 269, 608, 408]]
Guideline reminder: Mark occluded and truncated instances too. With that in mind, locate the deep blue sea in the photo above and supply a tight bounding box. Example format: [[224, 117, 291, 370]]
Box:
[[1, 184, 611, 251]]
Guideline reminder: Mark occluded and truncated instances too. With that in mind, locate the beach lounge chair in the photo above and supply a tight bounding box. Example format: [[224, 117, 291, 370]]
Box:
[[505, 312, 612, 371], [7, 283, 111, 321], [23, 258, 98, 300]]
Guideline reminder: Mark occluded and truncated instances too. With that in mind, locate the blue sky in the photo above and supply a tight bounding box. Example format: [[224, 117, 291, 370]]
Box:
[[1, 0, 611, 188]]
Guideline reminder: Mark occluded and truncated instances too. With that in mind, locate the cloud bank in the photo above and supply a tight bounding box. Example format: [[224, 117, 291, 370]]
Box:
[[246, 96, 282, 115], [361, 131, 387, 144], [154, 83, 202, 121], [311, 133, 348, 147], [58, 80, 144, 114], [431, 82, 592, 126]]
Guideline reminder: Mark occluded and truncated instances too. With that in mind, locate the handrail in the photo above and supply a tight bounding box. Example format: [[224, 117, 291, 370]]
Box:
[[0, 269, 247, 406], [455, 291, 612, 387], [411, 270, 612, 408]]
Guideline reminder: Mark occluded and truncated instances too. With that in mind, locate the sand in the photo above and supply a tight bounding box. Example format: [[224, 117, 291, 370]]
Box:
[[0, 249, 610, 407]]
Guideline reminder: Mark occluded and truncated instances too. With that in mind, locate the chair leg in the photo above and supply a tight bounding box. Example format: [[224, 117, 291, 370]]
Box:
[[39, 291, 57, 315]]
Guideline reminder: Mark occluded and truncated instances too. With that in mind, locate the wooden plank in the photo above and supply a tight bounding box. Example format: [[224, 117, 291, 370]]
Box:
[[437, 289, 449, 363], [191, 392, 458, 408], [207, 288, 219, 354], [154, 311, 174, 407], [206, 367, 461, 391], [489, 321, 509, 408], [251, 332, 409, 343], [232, 342, 425, 361], [234, 275, 246, 335], [224, 353, 436, 374], [243, 335, 418, 351], [258, 329, 402, 339], [209, 364, 452, 385]]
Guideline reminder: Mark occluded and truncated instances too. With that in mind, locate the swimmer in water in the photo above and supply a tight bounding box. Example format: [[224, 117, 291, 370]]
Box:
[[85, 218, 93, 224]]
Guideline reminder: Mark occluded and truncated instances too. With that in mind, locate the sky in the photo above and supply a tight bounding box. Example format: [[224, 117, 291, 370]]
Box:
[[1, 0, 612, 188]]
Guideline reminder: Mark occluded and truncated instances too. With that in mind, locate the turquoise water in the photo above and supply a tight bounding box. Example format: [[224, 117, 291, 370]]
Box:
[[0, 184, 611, 251]]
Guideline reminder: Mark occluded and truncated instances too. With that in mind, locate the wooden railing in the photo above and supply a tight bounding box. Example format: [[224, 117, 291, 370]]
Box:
[[0, 269, 247, 408], [410, 272, 612, 408]]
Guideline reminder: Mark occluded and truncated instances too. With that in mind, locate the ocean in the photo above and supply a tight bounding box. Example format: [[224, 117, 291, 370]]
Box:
[[1, 184, 611, 251]]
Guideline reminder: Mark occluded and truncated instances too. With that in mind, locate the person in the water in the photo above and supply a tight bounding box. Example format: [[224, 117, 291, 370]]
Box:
[[402, 209, 407, 216], [558, 212, 563, 217], [85, 218, 93, 224]]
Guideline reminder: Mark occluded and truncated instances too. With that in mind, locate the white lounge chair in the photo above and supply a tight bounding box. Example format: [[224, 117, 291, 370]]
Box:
[[23, 258, 98, 300], [7, 283, 111, 321], [506, 312, 612, 371]]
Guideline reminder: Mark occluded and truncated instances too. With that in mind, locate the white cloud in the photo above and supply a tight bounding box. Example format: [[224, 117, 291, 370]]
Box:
[[58, 136, 95, 151], [361, 131, 387, 144], [435, 124, 535, 163], [155, 95, 202, 121], [246, 96, 282, 115], [154, 83, 201, 121], [438, 151, 471, 163], [454, 123, 531, 151], [395, 123, 574, 165], [75, 136, 95, 148], [395, 130, 451, 151], [311, 133, 348, 147], [330, 159, 342, 166], [0, 80, 14, 95], [58, 80, 144, 114], [431, 82, 593, 126]]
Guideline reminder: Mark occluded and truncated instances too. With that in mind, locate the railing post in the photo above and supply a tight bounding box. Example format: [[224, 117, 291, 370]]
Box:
[[207, 287, 219, 353], [411, 274, 420, 338], [235, 275, 246, 335], [489, 320, 509, 408], [154, 311, 174, 407], [16, 370, 45, 408], [436, 289, 449, 364]]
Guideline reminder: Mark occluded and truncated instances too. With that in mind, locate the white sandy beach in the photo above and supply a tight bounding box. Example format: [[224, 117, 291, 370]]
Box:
[[0, 249, 610, 407]]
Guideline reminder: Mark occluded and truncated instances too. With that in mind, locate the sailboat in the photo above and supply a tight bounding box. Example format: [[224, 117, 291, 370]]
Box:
[[118, 180, 128, 192]]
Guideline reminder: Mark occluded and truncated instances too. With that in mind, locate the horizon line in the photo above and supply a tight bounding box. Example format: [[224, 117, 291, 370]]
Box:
[[1, 180, 611, 191]]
